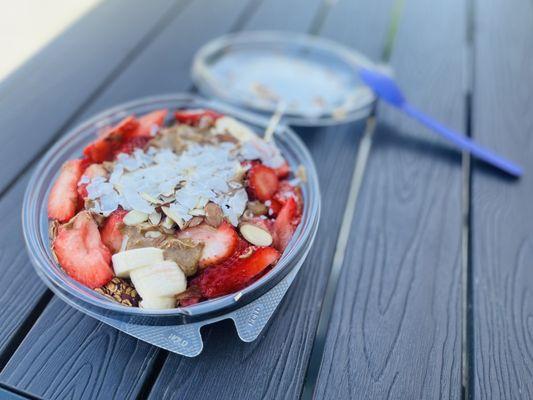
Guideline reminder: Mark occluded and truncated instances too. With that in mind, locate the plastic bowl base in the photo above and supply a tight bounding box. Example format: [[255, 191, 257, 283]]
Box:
[[57, 256, 304, 357]]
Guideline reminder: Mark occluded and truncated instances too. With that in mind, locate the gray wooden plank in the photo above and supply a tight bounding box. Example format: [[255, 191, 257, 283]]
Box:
[[314, 0, 465, 398], [0, 0, 256, 397], [471, 0, 533, 397], [146, 1, 397, 399], [71, 0, 262, 121], [0, 0, 180, 194], [320, 0, 395, 61], [242, 0, 323, 32], [0, 174, 47, 359], [1, 298, 158, 400]]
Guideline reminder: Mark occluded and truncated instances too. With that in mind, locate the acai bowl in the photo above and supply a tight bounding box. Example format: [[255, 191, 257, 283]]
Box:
[[22, 94, 320, 327]]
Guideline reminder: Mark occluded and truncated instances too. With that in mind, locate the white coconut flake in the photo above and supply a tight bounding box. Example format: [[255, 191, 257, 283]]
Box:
[[85, 132, 288, 226], [240, 138, 285, 168]]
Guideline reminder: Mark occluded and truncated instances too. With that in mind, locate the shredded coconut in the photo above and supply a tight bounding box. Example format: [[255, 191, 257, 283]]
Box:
[[86, 143, 249, 225], [240, 138, 285, 168]]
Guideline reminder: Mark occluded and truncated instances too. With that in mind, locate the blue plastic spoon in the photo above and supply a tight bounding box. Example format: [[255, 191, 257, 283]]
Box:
[[359, 68, 523, 177]]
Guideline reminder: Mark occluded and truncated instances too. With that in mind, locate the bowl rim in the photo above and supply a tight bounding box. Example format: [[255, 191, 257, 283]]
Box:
[[22, 93, 321, 320], [192, 30, 377, 126]]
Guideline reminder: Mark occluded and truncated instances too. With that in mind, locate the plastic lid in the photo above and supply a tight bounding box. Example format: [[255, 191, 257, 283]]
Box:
[[192, 31, 377, 126]]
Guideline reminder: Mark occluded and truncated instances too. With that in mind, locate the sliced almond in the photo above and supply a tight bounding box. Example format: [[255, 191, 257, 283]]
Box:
[[148, 211, 162, 225], [161, 206, 178, 222], [161, 207, 185, 229], [185, 216, 204, 228], [205, 202, 223, 227], [195, 197, 209, 209], [247, 201, 268, 216], [123, 210, 149, 226], [161, 216, 175, 230], [240, 223, 273, 246], [145, 230, 162, 239], [233, 164, 247, 181], [140, 192, 162, 204], [189, 208, 205, 216]]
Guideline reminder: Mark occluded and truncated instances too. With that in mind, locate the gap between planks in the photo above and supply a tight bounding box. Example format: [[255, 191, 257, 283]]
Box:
[[462, 0, 475, 398], [301, 114, 376, 399], [0, 381, 43, 400]]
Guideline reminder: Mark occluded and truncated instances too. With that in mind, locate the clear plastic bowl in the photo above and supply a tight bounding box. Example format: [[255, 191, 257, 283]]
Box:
[[192, 31, 377, 126], [22, 94, 320, 325]]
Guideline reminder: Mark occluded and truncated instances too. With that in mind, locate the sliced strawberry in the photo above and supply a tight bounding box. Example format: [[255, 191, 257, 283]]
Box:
[[48, 159, 84, 222], [247, 164, 279, 202], [83, 116, 139, 163], [178, 295, 202, 307], [53, 211, 114, 288], [196, 246, 280, 298], [177, 222, 238, 267], [267, 198, 282, 218], [174, 109, 222, 126], [273, 197, 299, 251], [176, 286, 203, 307], [77, 163, 108, 200], [130, 109, 167, 138], [83, 139, 115, 164], [273, 181, 303, 215], [274, 162, 290, 179], [113, 136, 151, 157], [100, 209, 128, 253], [79, 157, 93, 171]]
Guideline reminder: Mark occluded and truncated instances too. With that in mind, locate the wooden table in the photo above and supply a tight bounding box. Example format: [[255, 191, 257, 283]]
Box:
[[0, 0, 531, 398]]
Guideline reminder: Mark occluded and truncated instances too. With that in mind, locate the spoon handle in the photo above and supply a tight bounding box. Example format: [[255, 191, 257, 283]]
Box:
[[402, 103, 523, 177]]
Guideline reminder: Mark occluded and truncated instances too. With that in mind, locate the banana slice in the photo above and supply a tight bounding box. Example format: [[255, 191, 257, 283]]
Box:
[[130, 260, 186, 299], [111, 247, 164, 278], [140, 296, 176, 310]]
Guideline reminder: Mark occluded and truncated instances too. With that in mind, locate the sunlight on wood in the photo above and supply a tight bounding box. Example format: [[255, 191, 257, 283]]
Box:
[[0, 0, 101, 81]]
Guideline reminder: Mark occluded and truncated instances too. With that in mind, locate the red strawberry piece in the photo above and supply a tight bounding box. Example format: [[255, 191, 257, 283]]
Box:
[[113, 136, 151, 157], [79, 157, 93, 170], [100, 209, 128, 254], [174, 109, 222, 126], [129, 109, 167, 138], [53, 211, 114, 288], [274, 162, 290, 179], [179, 296, 201, 307], [83, 139, 115, 164], [48, 159, 84, 222], [196, 246, 280, 299], [176, 286, 203, 307], [77, 163, 108, 200], [267, 198, 282, 218], [272, 197, 299, 252], [273, 181, 303, 215], [83, 116, 139, 163], [247, 164, 279, 202], [177, 222, 238, 268]]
